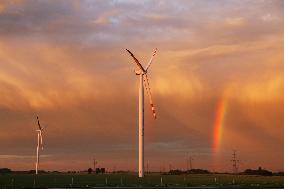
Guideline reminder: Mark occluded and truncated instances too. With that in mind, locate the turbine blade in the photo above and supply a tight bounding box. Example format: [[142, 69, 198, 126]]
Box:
[[145, 48, 157, 71], [36, 116, 42, 130], [125, 49, 145, 72], [143, 74, 157, 119]]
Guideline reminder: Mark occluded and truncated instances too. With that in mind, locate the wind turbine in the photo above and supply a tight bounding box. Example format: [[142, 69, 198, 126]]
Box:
[[35, 116, 44, 175], [126, 48, 157, 177]]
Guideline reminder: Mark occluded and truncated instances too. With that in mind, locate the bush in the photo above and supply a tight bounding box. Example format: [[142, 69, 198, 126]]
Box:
[[243, 167, 272, 176]]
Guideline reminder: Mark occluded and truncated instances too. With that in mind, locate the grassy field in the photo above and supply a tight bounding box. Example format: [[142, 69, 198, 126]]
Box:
[[0, 173, 284, 188]]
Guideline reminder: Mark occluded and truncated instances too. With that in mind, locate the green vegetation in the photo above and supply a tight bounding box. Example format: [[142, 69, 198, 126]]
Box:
[[0, 173, 284, 188]]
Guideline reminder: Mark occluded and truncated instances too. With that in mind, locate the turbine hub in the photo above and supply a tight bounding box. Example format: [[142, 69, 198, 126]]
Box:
[[135, 69, 145, 75]]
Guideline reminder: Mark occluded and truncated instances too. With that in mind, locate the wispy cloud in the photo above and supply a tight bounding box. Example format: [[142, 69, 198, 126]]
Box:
[[0, 0, 283, 172]]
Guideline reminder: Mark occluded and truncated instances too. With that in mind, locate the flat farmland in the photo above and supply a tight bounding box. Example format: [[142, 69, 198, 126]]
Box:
[[0, 173, 284, 188]]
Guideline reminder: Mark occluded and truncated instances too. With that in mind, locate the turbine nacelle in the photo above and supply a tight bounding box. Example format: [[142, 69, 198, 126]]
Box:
[[135, 69, 145, 75]]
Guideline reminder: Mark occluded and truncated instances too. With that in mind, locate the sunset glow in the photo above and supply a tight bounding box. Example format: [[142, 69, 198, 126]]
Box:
[[0, 0, 283, 172]]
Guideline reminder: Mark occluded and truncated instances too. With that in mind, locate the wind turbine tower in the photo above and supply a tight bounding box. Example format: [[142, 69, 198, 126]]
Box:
[[126, 48, 158, 177]]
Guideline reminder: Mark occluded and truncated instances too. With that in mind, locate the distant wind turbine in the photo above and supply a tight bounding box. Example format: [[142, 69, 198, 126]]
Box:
[[126, 48, 158, 177], [35, 116, 44, 175]]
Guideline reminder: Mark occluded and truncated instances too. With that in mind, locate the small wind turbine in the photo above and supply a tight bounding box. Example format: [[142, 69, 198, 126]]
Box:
[[35, 116, 44, 175], [126, 48, 158, 177]]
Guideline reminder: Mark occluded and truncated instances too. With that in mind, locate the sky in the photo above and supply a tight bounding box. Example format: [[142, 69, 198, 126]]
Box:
[[0, 0, 284, 172]]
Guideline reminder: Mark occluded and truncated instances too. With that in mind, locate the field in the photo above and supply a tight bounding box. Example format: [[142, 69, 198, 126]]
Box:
[[0, 173, 284, 188]]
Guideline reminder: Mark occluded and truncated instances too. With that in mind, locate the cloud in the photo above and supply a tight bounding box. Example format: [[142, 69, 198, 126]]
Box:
[[0, 0, 23, 13], [225, 17, 246, 27], [0, 0, 283, 172], [261, 13, 278, 22], [226, 75, 284, 102]]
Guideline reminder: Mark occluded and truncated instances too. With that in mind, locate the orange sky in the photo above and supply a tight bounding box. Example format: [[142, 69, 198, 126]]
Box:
[[0, 0, 283, 172]]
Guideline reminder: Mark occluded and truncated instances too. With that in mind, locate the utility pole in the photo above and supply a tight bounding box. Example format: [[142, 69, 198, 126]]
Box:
[[94, 158, 98, 172], [113, 165, 116, 173], [146, 161, 149, 174], [186, 153, 193, 171], [231, 150, 239, 174], [186, 153, 189, 171], [189, 156, 193, 170], [162, 162, 165, 173]]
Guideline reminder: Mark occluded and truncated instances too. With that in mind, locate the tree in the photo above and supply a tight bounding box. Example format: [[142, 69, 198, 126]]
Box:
[[87, 168, 93, 174], [243, 167, 272, 176], [0, 168, 12, 174]]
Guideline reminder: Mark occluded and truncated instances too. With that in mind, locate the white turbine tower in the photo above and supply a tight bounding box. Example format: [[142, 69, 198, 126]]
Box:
[[126, 48, 157, 177], [35, 116, 44, 175]]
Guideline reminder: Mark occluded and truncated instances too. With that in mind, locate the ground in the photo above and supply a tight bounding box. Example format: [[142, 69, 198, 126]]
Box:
[[0, 173, 284, 188]]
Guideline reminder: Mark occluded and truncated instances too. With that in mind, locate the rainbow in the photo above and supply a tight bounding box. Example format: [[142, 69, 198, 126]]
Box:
[[212, 97, 228, 154]]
